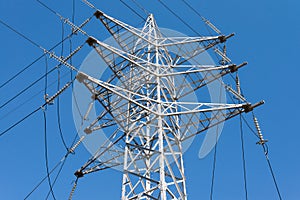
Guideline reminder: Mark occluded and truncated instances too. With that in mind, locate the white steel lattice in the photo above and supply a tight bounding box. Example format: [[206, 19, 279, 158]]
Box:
[[73, 10, 263, 200]]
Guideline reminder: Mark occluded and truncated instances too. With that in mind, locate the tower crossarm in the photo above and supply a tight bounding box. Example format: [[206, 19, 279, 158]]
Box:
[[93, 9, 232, 52], [76, 72, 160, 116], [161, 102, 244, 116], [172, 33, 234, 66], [74, 129, 126, 178], [181, 100, 265, 141], [93, 9, 234, 68], [175, 62, 247, 99], [158, 64, 238, 77], [75, 119, 162, 177], [94, 10, 158, 52], [156, 35, 230, 47], [86, 36, 159, 76]]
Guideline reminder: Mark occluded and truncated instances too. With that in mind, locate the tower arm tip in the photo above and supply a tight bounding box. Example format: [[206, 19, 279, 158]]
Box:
[[86, 37, 97, 46], [219, 33, 235, 43], [229, 62, 248, 73], [76, 72, 89, 83], [94, 10, 104, 19], [242, 100, 265, 113], [74, 170, 84, 178]]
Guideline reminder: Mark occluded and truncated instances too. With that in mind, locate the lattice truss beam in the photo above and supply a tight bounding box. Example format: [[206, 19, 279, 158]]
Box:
[[45, 9, 263, 200]]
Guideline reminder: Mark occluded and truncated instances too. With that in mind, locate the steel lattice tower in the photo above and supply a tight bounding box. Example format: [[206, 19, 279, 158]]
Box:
[[73, 10, 263, 200]]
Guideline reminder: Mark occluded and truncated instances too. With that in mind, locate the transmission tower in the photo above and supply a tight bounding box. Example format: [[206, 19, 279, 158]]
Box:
[[72, 10, 263, 200]]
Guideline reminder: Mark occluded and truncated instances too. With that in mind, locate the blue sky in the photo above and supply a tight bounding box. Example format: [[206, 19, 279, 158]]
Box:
[[0, 0, 299, 199]]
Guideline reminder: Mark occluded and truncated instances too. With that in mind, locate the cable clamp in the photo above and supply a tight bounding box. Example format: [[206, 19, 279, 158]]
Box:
[[44, 94, 54, 105]]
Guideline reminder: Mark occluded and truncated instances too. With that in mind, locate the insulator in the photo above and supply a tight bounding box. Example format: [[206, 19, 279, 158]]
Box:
[[79, 15, 93, 27], [203, 17, 221, 34], [91, 125, 101, 132], [68, 180, 78, 200], [225, 84, 246, 102], [253, 116, 268, 145], [45, 49, 77, 71], [223, 45, 227, 55], [82, 0, 96, 9], [69, 135, 85, 154], [254, 117, 262, 136], [64, 44, 84, 61], [83, 101, 94, 120], [220, 45, 227, 65], [65, 18, 87, 35], [214, 47, 231, 64], [71, 14, 91, 34], [236, 75, 241, 95], [46, 82, 72, 104]]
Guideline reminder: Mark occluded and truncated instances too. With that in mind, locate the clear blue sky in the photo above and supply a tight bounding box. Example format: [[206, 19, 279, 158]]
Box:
[[0, 0, 298, 199]]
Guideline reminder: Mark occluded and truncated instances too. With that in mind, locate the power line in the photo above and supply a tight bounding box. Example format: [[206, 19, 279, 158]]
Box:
[[157, 0, 225, 64], [157, 0, 200, 36], [240, 114, 249, 200], [209, 84, 224, 200], [24, 117, 84, 199], [1, 8, 81, 73], [69, 0, 76, 81], [0, 21, 83, 111], [37, 0, 91, 38], [0, 79, 74, 138], [1, 78, 75, 200], [42, 109, 57, 200], [228, 71, 280, 199], [261, 144, 283, 200], [72, 0, 76, 23], [44, 56, 49, 99], [45, 155, 68, 199], [80, 0, 97, 10], [24, 114, 83, 199], [246, 111, 282, 199], [43, 57, 58, 200], [180, 0, 204, 19], [0, 19, 78, 90], [119, 0, 146, 21], [0, 19, 41, 48], [0, 66, 57, 110], [241, 114, 260, 139], [130, 0, 150, 16], [50, 0, 79, 162], [0, 54, 45, 89], [69, 0, 84, 122], [57, 20, 69, 151], [36, 0, 58, 16], [251, 112, 283, 200], [177, 0, 226, 62], [209, 132, 218, 200], [0, 106, 42, 137], [0, 69, 72, 121], [24, 154, 69, 200]]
